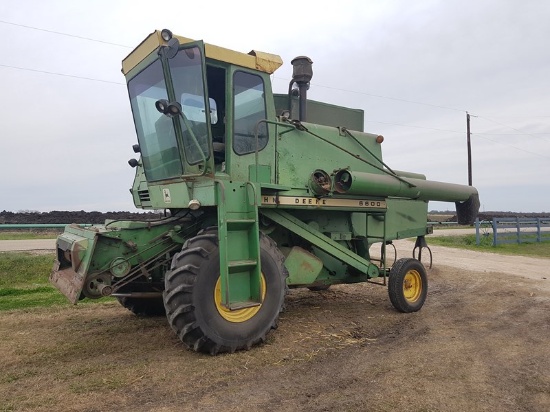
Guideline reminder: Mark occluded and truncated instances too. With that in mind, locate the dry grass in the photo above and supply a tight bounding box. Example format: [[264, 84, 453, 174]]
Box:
[[0, 285, 397, 411], [1, 267, 549, 411]]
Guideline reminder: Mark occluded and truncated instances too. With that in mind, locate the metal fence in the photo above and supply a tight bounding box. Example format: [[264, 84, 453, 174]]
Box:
[[475, 217, 550, 246]]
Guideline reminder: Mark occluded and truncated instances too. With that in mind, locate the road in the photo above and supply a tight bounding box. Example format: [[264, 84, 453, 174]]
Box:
[[0, 239, 56, 252], [391, 239, 549, 292]]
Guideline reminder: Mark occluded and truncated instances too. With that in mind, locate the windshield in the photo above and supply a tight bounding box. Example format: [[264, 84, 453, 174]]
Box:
[[128, 59, 182, 181], [168, 46, 210, 164]]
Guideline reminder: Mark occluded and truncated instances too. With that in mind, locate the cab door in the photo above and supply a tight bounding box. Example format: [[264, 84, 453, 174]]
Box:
[[226, 68, 275, 183], [165, 41, 214, 176]]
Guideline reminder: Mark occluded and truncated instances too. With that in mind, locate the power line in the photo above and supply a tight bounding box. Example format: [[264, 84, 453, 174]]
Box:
[[3, 17, 548, 134], [0, 63, 124, 85], [3, 63, 549, 155], [299, 80, 550, 141], [3, 18, 550, 154], [0, 19, 132, 48], [2, 18, 548, 127], [273, 75, 466, 113], [311, 82, 467, 113], [474, 115, 550, 119], [366, 115, 549, 159], [473, 132, 550, 136], [2, 67, 547, 161], [474, 114, 550, 142], [367, 119, 549, 158], [474, 134, 550, 159], [364, 119, 463, 134]]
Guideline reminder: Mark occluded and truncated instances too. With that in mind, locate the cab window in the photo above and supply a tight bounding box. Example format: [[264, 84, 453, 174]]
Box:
[[128, 59, 182, 181], [233, 71, 268, 154]]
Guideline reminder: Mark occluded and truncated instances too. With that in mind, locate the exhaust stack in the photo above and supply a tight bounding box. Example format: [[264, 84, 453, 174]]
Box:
[[290, 56, 313, 121]]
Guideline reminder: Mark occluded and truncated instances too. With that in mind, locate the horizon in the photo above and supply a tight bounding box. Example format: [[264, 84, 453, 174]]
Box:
[[2, 209, 548, 215]]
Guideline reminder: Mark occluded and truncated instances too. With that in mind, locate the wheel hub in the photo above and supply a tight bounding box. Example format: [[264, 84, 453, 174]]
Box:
[[403, 270, 422, 302], [214, 275, 266, 323]]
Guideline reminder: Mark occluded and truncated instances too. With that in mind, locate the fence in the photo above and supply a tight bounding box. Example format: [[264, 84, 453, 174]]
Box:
[[475, 217, 550, 246]]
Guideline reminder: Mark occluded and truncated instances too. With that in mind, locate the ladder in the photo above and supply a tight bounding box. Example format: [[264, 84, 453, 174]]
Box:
[[215, 180, 261, 309]]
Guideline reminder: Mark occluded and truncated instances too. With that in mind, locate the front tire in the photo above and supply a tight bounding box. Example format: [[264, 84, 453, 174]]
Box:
[[388, 258, 428, 313], [163, 228, 287, 354]]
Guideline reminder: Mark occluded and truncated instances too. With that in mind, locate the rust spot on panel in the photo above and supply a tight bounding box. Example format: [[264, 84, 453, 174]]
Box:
[[300, 261, 314, 272]]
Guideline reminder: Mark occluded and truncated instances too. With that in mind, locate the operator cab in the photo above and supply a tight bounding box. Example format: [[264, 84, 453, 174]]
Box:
[[124, 29, 278, 185]]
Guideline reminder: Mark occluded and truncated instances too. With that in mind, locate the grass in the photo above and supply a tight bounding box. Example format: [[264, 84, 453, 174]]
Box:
[[428, 234, 550, 258], [0, 253, 55, 288], [1, 234, 548, 312], [0, 252, 66, 311], [0, 231, 60, 240], [0, 252, 111, 311], [431, 224, 471, 230]]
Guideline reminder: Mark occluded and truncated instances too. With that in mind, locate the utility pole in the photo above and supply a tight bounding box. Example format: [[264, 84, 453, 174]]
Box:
[[466, 111, 472, 186]]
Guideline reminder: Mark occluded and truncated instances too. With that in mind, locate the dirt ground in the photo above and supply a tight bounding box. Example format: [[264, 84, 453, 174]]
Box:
[[1, 243, 549, 412]]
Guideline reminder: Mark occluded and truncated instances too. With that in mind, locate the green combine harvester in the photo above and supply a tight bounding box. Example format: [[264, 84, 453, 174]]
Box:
[[50, 29, 479, 354]]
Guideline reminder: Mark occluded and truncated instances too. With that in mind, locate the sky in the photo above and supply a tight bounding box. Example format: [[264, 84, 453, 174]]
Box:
[[1, 0, 549, 213]]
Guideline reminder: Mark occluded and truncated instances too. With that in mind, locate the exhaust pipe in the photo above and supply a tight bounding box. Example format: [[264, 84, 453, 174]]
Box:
[[290, 56, 313, 121]]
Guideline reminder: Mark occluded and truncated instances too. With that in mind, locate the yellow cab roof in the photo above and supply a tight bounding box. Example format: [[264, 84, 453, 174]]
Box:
[[122, 30, 283, 76]]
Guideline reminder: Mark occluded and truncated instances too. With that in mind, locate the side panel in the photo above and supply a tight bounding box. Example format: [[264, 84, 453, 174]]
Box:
[[275, 123, 383, 190], [351, 199, 429, 242]]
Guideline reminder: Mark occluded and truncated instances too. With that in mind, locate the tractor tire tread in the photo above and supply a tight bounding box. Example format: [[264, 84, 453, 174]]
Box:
[[164, 229, 287, 354], [388, 257, 428, 313]]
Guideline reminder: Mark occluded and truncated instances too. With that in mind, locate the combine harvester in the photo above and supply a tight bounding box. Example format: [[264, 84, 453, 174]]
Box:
[[51, 29, 479, 354]]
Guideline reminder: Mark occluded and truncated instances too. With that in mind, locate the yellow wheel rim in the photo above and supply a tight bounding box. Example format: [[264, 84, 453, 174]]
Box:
[[403, 270, 422, 303], [214, 275, 266, 323]]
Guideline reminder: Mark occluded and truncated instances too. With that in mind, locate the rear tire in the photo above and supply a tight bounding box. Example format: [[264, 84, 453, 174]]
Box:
[[307, 285, 331, 291], [117, 296, 166, 317], [163, 228, 287, 354], [388, 258, 428, 313]]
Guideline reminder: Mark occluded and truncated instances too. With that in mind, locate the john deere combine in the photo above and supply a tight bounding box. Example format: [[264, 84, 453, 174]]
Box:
[[50, 29, 479, 354]]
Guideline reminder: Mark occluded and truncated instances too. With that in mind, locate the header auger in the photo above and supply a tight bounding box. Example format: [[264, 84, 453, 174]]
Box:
[[50, 29, 479, 354]]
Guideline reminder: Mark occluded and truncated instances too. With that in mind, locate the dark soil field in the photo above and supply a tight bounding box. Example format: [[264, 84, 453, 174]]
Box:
[[1, 248, 549, 411], [0, 210, 164, 225], [2, 210, 548, 225]]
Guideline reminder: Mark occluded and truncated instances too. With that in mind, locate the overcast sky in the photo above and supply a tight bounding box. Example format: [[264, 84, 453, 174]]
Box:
[[1, 0, 549, 213]]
